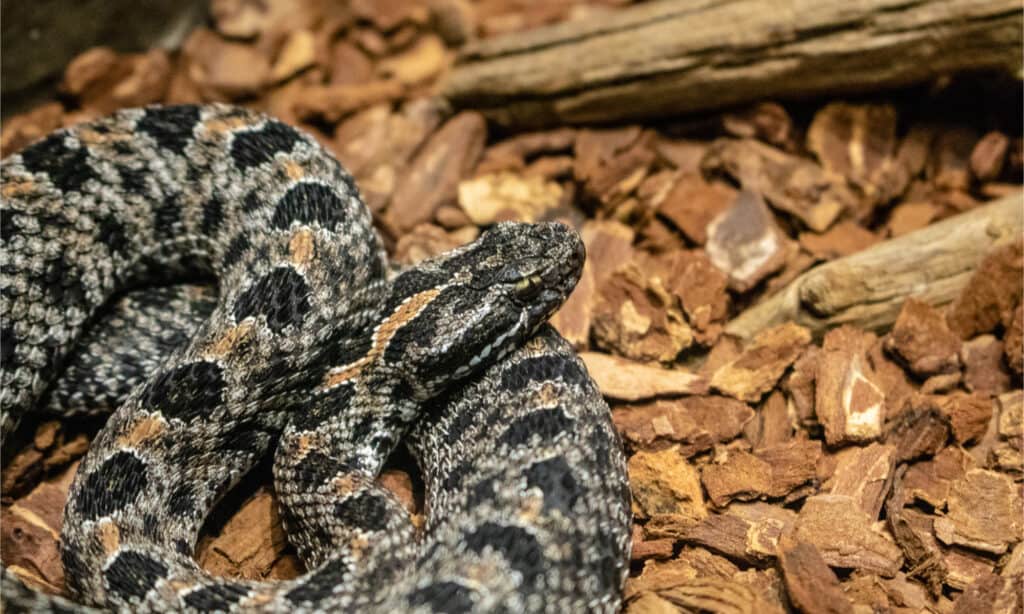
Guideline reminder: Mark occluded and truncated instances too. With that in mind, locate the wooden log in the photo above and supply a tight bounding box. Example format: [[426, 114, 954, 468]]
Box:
[[724, 192, 1024, 340], [442, 0, 1023, 127]]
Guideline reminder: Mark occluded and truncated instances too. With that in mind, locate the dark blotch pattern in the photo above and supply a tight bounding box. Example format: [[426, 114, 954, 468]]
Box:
[[75, 451, 149, 520], [270, 183, 347, 231], [19, 131, 98, 194], [141, 361, 225, 422], [407, 581, 476, 613], [333, 492, 390, 533], [500, 355, 587, 391], [2, 325, 16, 364], [465, 522, 546, 586], [117, 164, 149, 196], [232, 266, 311, 333], [152, 193, 182, 234], [524, 457, 582, 515], [137, 106, 200, 155], [201, 196, 224, 237], [104, 550, 169, 601], [183, 583, 250, 610], [230, 121, 302, 171], [285, 557, 348, 604], [97, 215, 129, 256], [289, 450, 340, 493], [497, 407, 574, 449], [221, 233, 251, 269], [42, 253, 87, 309]]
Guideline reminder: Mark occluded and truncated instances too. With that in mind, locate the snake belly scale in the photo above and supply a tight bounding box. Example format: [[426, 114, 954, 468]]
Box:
[[0, 104, 631, 612]]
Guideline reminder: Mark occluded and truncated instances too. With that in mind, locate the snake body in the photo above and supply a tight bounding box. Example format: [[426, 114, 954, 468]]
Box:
[[0, 104, 631, 612]]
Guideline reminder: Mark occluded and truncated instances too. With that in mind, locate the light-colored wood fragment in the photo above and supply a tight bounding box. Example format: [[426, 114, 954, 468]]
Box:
[[443, 0, 1022, 127], [726, 193, 1023, 340]]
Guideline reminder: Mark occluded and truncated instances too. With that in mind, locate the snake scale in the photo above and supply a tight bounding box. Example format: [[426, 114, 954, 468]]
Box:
[[0, 104, 631, 612]]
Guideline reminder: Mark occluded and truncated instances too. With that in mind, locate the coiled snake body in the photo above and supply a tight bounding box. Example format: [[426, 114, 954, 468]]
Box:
[[0, 104, 631, 612]]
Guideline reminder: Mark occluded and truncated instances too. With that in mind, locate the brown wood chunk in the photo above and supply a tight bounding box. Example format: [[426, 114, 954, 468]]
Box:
[[705, 190, 795, 292], [701, 439, 820, 507], [798, 221, 879, 260], [806, 102, 909, 218], [457, 172, 562, 225], [592, 260, 693, 362], [827, 442, 896, 519], [885, 297, 962, 376], [612, 396, 752, 454], [703, 138, 856, 232], [951, 572, 1022, 614], [970, 131, 1010, 182], [384, 111, 487, 236], [777, 537, 854, 614], [946, 239, 1023, 340], [656, 174, 737, 246], [792, 494, 904, 577], [961, 335, 1013, 396], [579, 353, 706, 401], [627, 447, 706, 526], [816, 326, 886, 445], [933, 469, 1022, 555], [196, 488, 302, 581], [710, 322, 811, 402]]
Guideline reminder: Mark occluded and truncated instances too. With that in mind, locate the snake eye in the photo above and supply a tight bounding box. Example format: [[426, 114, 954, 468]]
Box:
[[514, 274, 543, 300]]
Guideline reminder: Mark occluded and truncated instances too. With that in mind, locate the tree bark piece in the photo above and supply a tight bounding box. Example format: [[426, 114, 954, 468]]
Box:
[[725, 193, 1024, 340], [442, 0, 1023, 127]]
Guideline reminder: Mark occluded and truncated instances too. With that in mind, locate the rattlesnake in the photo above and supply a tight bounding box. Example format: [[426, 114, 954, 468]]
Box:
[[0, 104, 631, 612]]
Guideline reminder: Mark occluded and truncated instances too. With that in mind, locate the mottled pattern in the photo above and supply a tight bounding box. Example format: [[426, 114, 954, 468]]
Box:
[[0, 104, 630, 612]]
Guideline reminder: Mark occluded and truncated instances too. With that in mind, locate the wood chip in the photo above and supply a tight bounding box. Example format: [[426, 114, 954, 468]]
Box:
[[384, 111, 487, 236], [827, 442, 896, 519], [798, 221, 879, 260], [183, 28, 271, 99], [612, 396, 753, 454], [293, 79, 406, 122], [592, 259, 693, 362], [656, 174, 737, 245], [196, 488, 301, 580], [792, 494, 904, 577], [627, 446, 706, 525], [885, 297, 962, 377], [705, 190, 795, 292], [392, 223, 478, 265], [815, 326, 886, 445], [702, 138, 857, 232], [970, 131, 1010, 182], [701, 439, 820, 507], [722, 102, 796, 152], [885, 201, 940, 237], [270, 30, 317, 82], [933, 468, 1022, 555], [457, 172, 563, 225], [806, 102, 908, 217], [946, 238, 1023, 340], [0, 462, 78, 595], [777, 536, 854, 614], [710, 322, 811, 402], [579, 353, 706, 401], [951, 572, 1021, 613], [378, 34, 448, 86], [666, 502, 795, 564], [62, 48, 172, 114], [961, 335, 1012, 396]]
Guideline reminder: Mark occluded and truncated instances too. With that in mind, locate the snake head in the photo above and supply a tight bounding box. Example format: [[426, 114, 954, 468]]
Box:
[[381, 222, 584, 397]]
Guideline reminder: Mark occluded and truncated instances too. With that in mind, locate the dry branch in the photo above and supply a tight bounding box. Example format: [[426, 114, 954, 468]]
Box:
[[443, 0, 1023, 127], [725, 192, 1024, 340]]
